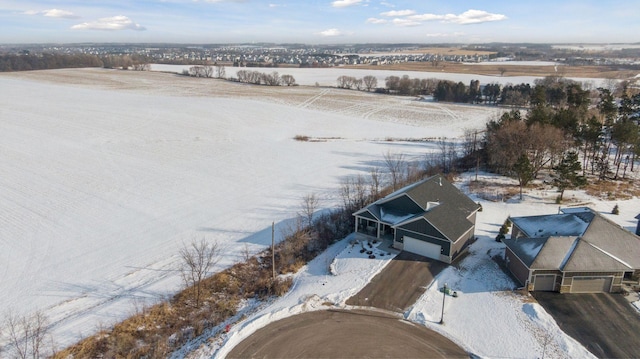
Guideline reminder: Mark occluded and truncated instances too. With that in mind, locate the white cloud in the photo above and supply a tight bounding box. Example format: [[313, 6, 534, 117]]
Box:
[[71, 16, 146, 31], [425, 32, 465, 37], [317, 28, 343, 36], [392, 18, 420, 27], [380, 1, 395, 8], [380, 9, 415, 17], [366, 17, 388, 24], [23, 8, 79, 19], [451, 9, 507, 24], [331, 0, 362, 8], [43, 9, 79, 19], [407, 9, 506, 25]]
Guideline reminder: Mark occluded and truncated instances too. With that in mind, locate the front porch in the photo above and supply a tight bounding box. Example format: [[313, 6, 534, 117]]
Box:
[[355, 216, 395, 241]]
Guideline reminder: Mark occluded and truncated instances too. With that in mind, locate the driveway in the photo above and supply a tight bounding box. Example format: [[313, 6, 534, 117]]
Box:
[[227, 309, 468, 358], [532, 292, 640, 358], [346, 251, 447, 312]]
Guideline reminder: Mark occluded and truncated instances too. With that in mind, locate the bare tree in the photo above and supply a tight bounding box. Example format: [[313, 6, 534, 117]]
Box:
[[131, 63, 151, 71], [202, 64, 214, 78], [179, 239, 222, 307], [383, 151, 406, 191], [215, 65, 226, 79], [498, 67, 507, 76], [299, 193, 319, 227], [369, 167, 382, 198], [363, 75, 378, 91], [281, 74, 296, 86], [2, 310, 51, 359]]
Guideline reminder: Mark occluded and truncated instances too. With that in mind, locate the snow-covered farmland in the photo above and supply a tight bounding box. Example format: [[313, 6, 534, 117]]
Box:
[[151, 63, 614, 89], [0, 68, 496, 349]]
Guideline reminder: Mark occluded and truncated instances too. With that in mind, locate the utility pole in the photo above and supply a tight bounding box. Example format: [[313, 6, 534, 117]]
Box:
[[440, 283, 447, 324], [272, 221, 275, 281]]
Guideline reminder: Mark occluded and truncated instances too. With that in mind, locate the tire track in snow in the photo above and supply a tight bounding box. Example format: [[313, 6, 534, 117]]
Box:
[[297, 88, 330, 109]]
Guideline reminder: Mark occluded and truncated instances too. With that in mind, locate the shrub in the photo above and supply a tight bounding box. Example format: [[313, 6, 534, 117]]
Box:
[[612, 204, 620, 215]]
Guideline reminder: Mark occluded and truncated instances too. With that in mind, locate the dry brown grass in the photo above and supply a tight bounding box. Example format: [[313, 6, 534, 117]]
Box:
[[584, 179, 640, 200]]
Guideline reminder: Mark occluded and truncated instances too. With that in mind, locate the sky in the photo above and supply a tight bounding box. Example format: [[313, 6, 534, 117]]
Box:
[[0, 0, 638, 44]]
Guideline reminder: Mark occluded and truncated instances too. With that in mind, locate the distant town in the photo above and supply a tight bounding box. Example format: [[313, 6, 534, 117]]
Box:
[[1, 43, 639, 68]]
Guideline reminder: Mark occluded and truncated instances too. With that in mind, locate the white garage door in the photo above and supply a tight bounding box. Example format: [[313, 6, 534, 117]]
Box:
[[403, 236, 441, 260], [533, 274, 556, 291], [571, 276, 613, 293]]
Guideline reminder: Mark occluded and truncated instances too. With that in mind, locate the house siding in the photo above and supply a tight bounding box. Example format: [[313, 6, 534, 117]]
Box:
[[450, 226, 474, 260], [505, 248, 529, 286], [395, 228, 451, 256], [399, 218, 447, 241]]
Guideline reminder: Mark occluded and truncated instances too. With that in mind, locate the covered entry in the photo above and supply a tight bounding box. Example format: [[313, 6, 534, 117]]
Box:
[[570, 276, 613, 293], [533, 274, 556, 291], [403, 236, 441, 260]]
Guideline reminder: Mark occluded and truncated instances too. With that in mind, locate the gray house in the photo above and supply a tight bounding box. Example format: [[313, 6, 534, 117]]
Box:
[[353, 174, 479, 263], [504, 207, 640, 293]]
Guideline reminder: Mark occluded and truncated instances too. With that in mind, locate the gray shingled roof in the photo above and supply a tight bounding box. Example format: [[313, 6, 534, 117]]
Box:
[[355, 174, 479, 242], [506, 208, 640, 272]]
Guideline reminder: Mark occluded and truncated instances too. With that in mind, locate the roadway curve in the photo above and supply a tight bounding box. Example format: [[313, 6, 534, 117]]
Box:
[[227, 309, 468, 358]]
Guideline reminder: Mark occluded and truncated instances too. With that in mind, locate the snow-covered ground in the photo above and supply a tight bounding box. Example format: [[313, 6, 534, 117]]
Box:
[[1, 68, 638, 357], [151, 64, 613, 89], [195, 173, 640, 359], [0, 69, 495, 350]]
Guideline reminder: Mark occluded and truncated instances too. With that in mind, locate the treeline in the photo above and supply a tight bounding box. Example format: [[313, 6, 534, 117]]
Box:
[[0, 53, 158, 72], [472, 77, 640, 199], [0, 53, 103, 71]]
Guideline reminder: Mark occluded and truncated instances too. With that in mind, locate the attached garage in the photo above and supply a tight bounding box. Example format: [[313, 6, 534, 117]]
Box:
[[570, 276, 613, 293], [403, 236, 441, 260], [533, 274, 556, 291]]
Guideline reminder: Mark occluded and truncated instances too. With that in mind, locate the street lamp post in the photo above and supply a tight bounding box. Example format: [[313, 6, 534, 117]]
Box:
[[440, 283, 447, 324]]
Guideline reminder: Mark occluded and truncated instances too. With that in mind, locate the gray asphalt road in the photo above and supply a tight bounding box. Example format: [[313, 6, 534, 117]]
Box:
[[532, 292, 640, 358], [227, 309, 468, 358]]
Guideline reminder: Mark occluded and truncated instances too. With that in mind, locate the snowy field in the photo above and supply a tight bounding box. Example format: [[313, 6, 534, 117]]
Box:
[[0, 68, 497, 350], [151, 63, 613, 89], [1, 68, 638, 357], [201, 173, 640, 359]]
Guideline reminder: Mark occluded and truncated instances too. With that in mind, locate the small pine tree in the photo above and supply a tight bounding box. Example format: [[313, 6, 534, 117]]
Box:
[[612, 204, 620, 215]]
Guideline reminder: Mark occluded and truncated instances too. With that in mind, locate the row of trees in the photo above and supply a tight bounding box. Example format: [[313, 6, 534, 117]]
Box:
[[477, 77, 640, 199], [0, 53, 104, 72], [235, 70, 296, 86]]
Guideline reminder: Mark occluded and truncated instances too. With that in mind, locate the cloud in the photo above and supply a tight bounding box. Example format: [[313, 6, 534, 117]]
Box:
[[380, 1, 395, 8], [408, 9, 507, 25], [331, 0, 362, 8], [23, 8, 79, 19], [448, 9, 507, 24], [425, 32, 465, 38], [392, 18, 420, 27], [380, 9, 415, 17], [366, 17, 387, 24], [71, 16, 146, 31], [317, 28, 343, 36]]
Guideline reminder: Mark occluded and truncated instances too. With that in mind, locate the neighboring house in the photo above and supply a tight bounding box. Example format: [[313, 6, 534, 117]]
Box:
[[504, 207, 640, 293], [353, 174, 479, 263]]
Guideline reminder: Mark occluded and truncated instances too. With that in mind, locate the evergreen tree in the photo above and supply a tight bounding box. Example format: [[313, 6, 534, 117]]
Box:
[[513, 154, 534, 200], [553, 151, 587, 202]]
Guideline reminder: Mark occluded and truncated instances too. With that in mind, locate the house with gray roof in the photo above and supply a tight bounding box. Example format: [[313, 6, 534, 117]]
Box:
[[353, 174, 479, 263], [504, 207, 640, 293]]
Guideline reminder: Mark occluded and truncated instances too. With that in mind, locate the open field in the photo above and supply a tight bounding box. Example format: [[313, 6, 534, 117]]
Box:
[[344, 61, 637, 79], [0, 68, 497, 349]]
